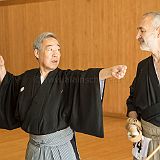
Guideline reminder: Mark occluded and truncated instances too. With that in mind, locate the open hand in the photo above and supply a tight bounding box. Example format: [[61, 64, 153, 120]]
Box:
[[0, 55, 6, 83], [0, 55, 5, 67]]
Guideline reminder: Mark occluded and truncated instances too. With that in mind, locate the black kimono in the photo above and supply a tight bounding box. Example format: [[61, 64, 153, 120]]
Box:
[[0, 68, 104, 138], [127, 56, 160, 126]]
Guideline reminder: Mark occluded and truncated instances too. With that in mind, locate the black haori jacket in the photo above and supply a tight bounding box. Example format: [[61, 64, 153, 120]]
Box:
[[0, 68, 104, 137], [127, 56, 160, 126]]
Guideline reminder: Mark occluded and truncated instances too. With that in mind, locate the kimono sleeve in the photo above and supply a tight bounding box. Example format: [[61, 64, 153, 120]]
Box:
[[0, 72, 21, 129], [67, 68, 104, 138], [126, 63, 141, 116]]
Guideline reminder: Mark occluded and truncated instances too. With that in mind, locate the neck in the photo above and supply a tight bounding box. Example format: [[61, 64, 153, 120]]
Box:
[[39, 67, 51, 79], [152, 52, 160, 63]]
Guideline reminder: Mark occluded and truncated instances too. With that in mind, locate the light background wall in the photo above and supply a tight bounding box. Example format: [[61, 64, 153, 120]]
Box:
[[0, 0, 158, 117]]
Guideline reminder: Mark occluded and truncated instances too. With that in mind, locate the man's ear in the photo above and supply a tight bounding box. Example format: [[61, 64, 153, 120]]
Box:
[[34, 49, 39, 59], [156, 26, 160, 38]]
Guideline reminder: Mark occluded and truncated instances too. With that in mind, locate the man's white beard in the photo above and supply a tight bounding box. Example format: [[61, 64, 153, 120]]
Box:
[[147, 35, 158, 53], [140, 43, 151, 51], [140, 34, 157, 52]]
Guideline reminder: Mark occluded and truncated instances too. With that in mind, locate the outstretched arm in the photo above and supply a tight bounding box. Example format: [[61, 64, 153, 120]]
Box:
[[0, 55, 6, 84], [99, 65, 127, 80], [0, 55, 21, 129]]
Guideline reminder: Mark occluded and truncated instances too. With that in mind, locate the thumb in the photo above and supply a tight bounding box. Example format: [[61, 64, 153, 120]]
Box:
[[0, 56, 5, 66]]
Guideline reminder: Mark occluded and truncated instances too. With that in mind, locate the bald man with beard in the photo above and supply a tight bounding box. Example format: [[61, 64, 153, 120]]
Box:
[[127, 12, 160, 160]]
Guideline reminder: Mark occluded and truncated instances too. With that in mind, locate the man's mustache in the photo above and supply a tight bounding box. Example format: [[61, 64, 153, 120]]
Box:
[[138, 37, 145, 43]]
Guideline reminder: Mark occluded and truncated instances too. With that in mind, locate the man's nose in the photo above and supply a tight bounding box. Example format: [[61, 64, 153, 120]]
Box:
[[53, 51, 58, 56]]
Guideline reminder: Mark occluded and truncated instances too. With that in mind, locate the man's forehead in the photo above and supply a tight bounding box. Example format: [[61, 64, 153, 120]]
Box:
[[46, 44, 60, 49], [139, 15, 153, 28], [43, 37, 60, 46]]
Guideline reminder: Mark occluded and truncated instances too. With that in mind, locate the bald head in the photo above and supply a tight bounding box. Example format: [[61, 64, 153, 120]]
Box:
[[143, 12, 160, 29]]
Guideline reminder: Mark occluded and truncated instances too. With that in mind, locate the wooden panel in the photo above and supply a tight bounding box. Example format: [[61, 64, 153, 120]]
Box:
[[0, 0, 160, 116]]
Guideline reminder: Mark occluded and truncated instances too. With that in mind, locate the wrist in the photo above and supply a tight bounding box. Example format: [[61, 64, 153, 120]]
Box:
[[99, 68, 112, 80], [105, 68, 112, 78]]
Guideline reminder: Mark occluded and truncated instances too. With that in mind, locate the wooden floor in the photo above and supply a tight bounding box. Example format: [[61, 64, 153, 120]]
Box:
[[0, 117, 132, 160]]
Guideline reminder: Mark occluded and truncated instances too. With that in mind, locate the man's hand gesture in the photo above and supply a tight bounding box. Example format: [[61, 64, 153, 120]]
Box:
[[99, 65, 127, 80], [0, 55, 6, 83], [111, 65, 127, 79]]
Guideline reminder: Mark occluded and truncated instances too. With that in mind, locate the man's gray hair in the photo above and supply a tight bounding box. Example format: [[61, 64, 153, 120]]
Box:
[[33, 32, 57, 51], [143, 12, 160, 29]]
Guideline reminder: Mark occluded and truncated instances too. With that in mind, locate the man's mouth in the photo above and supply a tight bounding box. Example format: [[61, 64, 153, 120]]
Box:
[[52, 60, 58, 63], [138, 37, 145, 43]]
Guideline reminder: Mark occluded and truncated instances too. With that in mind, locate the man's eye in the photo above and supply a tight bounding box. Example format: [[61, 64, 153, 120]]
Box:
[[47, 48, 53, 52], [141, 30, 145, 33]]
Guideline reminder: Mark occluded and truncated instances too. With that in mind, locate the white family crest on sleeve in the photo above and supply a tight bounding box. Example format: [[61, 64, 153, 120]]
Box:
[[132, 135, 151, 160], [20, 87, 24, 92]]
